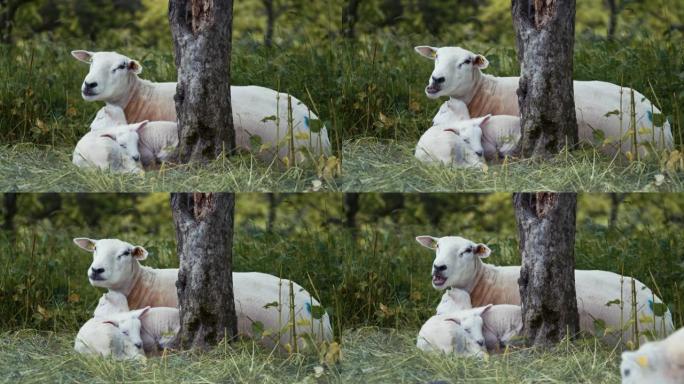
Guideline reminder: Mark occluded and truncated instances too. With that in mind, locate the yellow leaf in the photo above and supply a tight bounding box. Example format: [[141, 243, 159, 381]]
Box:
[[68, 293, 80, 303], [626, 151, 634, 162], [324, 342, 341, 366], [294, 132, 310, 140], [37, 305, 50, 320]]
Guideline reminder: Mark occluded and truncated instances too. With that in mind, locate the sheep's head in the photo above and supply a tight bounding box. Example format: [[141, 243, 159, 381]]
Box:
[[103, 307, 150, 356], [444, 305, 490, 355], [71, 50, 142, 103], [414, 46, 489, 100], [94, 291, 130, 318], [90, 105, 128, 131], [443, 115, 490, 167], [433, 99, 471, 126], [415, 236, 491, 290], [437, 288, 473, 315], [99, 121, 148, 166], [73, 238, 148, 290]]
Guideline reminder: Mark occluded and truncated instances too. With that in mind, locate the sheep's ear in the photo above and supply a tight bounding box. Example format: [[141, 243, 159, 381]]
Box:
[[102, 320, 119, 327], [132, 246, 148, 260], [443, 128, 460, 136], [473, 54, 489, 69], [132, 306, 151, 319], [475, 114, 491, 127], [475, 304, 493, 316], [73, 238, 97, 252], [133, 121, 149, 132], [71, 50, 94, 63], [414, 46, 438, 60], [128, 59, 142, 74], [416, 236, 438, 249], [474, 243, 491, 258]]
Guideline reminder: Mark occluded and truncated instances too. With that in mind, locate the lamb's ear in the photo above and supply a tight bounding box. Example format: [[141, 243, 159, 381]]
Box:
[[416, 236, 439, 249], [133, 121, 149, 132], [414, 46, 438, 60], [132, 306, 151, 319], [475, 304, 493, 316], [475, 114, 492, 127], [102, 320, 119, 327], [128, 59, 143, 74], [73, 238, 97, 252], [473, 54, 489, 69], [100, 133, 117, 141], [444, 317, 461, 325], [443, 128, 460, 136], [474, 243, 491, 258], [131, 245, 148, 260], [71, 50, 94, 63]]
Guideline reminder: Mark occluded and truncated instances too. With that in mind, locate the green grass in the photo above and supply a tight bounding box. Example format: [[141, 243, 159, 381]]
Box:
[[343, 139, 684, 192], [0, 145, 341, 192], [0, 328, 622, 383]]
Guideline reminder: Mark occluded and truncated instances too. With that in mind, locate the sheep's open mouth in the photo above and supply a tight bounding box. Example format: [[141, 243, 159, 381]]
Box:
[[426, 85, 441, 95], [82, 89, 98, 97], [89, 275, 106, 281], [432, 274, 447, 286]]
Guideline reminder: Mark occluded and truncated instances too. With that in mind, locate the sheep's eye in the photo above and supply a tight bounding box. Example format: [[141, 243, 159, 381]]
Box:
[[123, 331, 129, 336], [466, 247, 473, 253], [464, 59, 472, 65], [463, 138, 470, 144], [118, 63, 126, 70], [465, 328, 471, 333], [120, 143, 127, 149]]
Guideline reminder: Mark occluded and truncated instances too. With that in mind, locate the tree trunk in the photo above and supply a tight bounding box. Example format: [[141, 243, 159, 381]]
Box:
[[606, 0, 618, 39], [169, 0, 235, 163], [262, 0, 275, 47], [513, 192, 580, 346], [266, 193, 277, 232], [343, 193, 359, 234], [2, 193, 17, 232], [170, 193, 237, 349], [0, 0, 21, 44], [609, 193, 625, 228], [511, 0, 578, 157], [342, 0, 361, 39]]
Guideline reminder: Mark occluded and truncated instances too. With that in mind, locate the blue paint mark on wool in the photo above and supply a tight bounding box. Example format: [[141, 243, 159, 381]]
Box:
[[647, 110, 653, 123], [304, 116, 310, 129], [305, 302, 312, 314], [648, 299, 654, 313]]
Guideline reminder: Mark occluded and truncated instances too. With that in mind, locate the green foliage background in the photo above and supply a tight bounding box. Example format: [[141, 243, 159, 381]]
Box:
[[1, 193, 682, 336]]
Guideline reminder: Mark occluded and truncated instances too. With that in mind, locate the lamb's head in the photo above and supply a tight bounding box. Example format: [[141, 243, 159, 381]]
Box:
[[90, 105, 128, 131], [415, 235, 491, 290], [71, 50, 142, 103], [99, 121, 148, 165], [93, 291, 130, 318], [620, 347, 658, 384], [103, 307, 150, 354], [433, 98, 471, 126], [443, 115, 490, 167], [446, 305, 491, 352], [436, 288, 473, 315], [73, 238, 149, 290], [414, 46, 489, 100]]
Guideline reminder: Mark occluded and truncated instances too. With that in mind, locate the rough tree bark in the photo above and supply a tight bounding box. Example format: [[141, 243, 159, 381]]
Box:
[[262, 0, 275, 47], [169, 0, 235, 163], [342, 0, 361, 39], [606, 0, 618, 39], [343, 193, 359, 235], [609, 193, 626, 228], [513, 193, 580, 346], [266, 193, 278, 232], [511, 0, 578, 157], [170, 193, 237, 349]]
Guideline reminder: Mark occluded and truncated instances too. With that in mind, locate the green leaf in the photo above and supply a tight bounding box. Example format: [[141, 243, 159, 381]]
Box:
[[251, 321, 264, 339], [651, 302, 668, 317], [604, 109, 621, 117], [263, 301, 279, 309], [308, 119, 325, 133], [592, 128, 606, 144], [261, 115, 277, 122], [593, 318, 607, 337], [310, 305, 326, 320], [249, 135, 263, 152], [605, 299, 621, 307]]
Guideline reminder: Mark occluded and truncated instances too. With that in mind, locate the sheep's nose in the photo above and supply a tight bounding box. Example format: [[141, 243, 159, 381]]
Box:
[[432, 76, 446, 84], [132, 155, 140, 162], [135, 342, 142, 349], [433, 264, 447, 272], [475, 150, 484, 157], [477, 340, 485, 347], [84, 81, 98, 89], [91, 267, 105, 274]]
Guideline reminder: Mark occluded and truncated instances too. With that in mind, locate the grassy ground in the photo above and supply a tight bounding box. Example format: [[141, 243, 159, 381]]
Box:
[[343, 139, 684, 192], [0, 328, 621, 383], [0, 145, 341, 192]]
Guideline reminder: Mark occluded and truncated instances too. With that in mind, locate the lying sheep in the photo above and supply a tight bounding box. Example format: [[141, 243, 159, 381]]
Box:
[[73, 237, 334, 351], [72, 131, 143, 173], [416, 313, 486, 357], [415, 235, 675, 344], [71, 50, 331, 160], [621, 327, 684, 384], [104, 120, 179, 169], [415, 45, 673, 156]]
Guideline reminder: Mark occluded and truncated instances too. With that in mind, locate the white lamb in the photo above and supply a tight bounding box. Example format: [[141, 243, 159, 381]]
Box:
[[416, 312, 487, 357], [71, 50, 331, 161], [415, 46, 673, 156], [73, 305, 149, 360], [621, 327, 684, 384], [416, 235, 674, 344]]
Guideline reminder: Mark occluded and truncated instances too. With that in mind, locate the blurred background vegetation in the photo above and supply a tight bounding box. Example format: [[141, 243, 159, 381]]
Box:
[[0, 0, 682, 146], [1, 192, 682, 337]]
